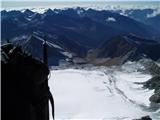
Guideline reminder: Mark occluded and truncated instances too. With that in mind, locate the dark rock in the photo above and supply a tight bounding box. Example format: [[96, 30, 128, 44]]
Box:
[[133, 115, 152, 120], [143, 75, 160, 104], [143, 76, 160, 92], [149, 90, 160, 103], [1, 43, 51, 120], [139, 59, 160, 75], [23, 9, 35, 16]]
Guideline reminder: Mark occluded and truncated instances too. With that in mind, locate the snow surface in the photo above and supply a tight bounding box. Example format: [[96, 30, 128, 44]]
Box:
[[48, 64, 160, 120]]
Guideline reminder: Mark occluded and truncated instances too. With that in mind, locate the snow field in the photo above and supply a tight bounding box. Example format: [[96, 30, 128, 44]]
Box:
[[49, 68, 156, 120]]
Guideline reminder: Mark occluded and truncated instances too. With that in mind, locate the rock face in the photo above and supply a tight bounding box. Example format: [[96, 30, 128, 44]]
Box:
[[146, 76, 160, 103], [144, 76, 160, 92], [149, 90, 160, 103], [142, 60, 160, 104], [139, 59, 160, 75], [133, 116, 152, 120], [87, 35, 160, 66]]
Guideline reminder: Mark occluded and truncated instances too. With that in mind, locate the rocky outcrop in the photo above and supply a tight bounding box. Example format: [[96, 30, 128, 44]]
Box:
[[133, 116, 152, 120], [149, 89, 160, 103], [141, 60, 160, 105], [139, 59, 160, 75], [143, 76, 160, 92], [144, 76, 160, 103]]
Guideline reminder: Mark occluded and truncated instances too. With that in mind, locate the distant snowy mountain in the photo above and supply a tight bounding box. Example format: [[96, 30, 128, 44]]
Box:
[[68, 8, 158, 39], [1, 9, 121, 47], [1, 8, 159, 43], [1, 8, 160, 66]]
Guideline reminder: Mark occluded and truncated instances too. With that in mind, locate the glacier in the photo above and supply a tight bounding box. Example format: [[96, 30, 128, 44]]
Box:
[[48, 63, 160, 120]]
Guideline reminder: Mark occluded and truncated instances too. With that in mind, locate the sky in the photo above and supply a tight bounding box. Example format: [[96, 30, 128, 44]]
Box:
[[1, 0, 160, 1]]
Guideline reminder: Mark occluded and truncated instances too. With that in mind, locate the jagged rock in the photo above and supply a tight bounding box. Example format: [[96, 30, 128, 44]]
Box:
[[133, 115, 152, 120], [143, 76, 160, 92], [139, 59, 160, 75], [143, 75, 160, 104], [141, 60, 160, 107], [149, 90, 160, 103]]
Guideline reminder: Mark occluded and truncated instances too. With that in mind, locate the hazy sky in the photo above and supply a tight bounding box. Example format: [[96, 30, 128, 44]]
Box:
[[1, 0, 160, 1]]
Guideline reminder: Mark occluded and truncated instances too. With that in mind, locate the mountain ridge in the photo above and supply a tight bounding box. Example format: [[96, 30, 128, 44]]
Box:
[[87, 34, 160, 66], [1, 8, 160, 66]]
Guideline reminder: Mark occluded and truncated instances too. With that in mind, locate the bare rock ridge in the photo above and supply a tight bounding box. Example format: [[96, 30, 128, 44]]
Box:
[[87, 34, 160, 66]]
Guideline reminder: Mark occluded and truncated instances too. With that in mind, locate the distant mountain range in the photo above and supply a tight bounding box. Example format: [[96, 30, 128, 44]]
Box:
[[1, 8, 160, 66]]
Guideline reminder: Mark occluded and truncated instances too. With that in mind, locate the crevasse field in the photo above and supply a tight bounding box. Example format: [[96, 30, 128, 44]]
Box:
[[49, 62, 160, 120]]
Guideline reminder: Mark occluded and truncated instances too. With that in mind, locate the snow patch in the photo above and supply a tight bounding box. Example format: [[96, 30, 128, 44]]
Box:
[[12, 35, 28, 42], [33, 35, 63, 50], [77, 9, 84, 15], [106, 17, 116, 22], [61, 52, 73, 58]]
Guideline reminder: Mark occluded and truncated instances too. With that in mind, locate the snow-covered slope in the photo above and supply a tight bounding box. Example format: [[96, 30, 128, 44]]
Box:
[[48, 63, 160, 120]]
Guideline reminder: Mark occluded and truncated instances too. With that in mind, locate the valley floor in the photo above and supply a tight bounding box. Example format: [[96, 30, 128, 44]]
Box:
[[49, 64, 160, 120]]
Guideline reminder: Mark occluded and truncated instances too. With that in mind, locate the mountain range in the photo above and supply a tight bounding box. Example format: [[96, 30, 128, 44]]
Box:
[[1, 8, 160, 66]]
